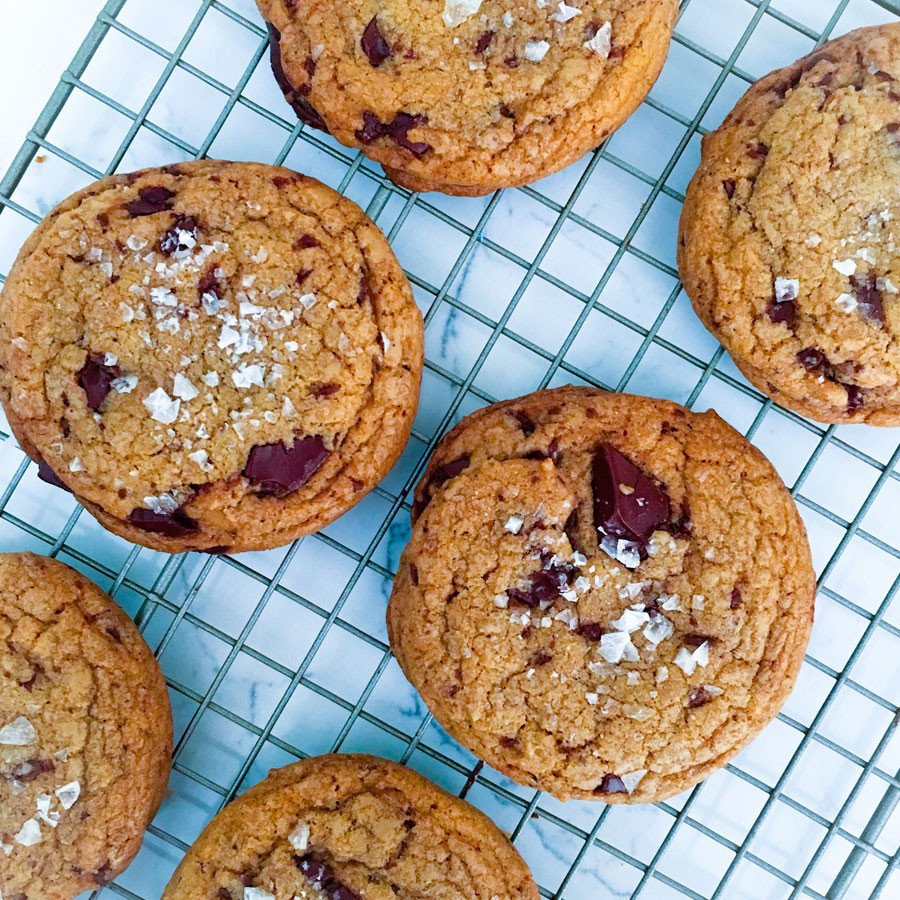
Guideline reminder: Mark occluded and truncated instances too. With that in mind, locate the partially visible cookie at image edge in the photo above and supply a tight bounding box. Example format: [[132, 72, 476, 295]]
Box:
[[0, 160, 424, 553], [0, 552, 172, 900], [679, 24, 900, 426], [390, 387, 815, 803], [258, 0, 678, 196], [162, 753, 539, 899]]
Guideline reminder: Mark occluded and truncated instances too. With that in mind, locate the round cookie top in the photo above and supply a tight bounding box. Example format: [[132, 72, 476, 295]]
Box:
[[389, 388, 815, 803], [259, 0, 677, 195], [0, 161, 423, 553], [163, 753, 539, 899], [0, 553, 172, 899], [679, 24, 900, 426]]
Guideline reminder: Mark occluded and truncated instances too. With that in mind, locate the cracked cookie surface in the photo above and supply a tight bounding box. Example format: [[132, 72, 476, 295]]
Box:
[[0, 552, 172, 899], [388, 387, 815, 803], [679, 24, 900, 425], [0, 161, 423, 553], [162, 753, 538, 900], [257, 0, 677, 195]]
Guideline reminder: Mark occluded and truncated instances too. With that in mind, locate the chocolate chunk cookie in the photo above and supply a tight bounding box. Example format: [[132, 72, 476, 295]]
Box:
[[258, 1, 678, 196], [679, 24, 900, 425], [0, 161, 424, 553], [162, 753, 539, 899], [388, 387, 815, 803], [0, 553, 172, 899]]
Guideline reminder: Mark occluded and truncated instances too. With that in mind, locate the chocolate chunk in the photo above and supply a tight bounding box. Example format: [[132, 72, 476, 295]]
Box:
[[431, 455, 470, 488], [499, 735, 519, 748], [476, 31, 494, 54], [578, 622, 604, 642], [197, 267, 220, 300], [510, 408, 536, 436], [746, 142, 769, 159], [295, 234, 320, 250], [767, 299, 796, 327], [7, 757, 54, 783], [355, 111, 432, 157], [596, 774, 627, 795], [311, 382, 341, 398], [77, 354, 120, 411], [20, 663, 43, 692], [128, 507, 199, 538], [684, 633, 714, 648], [126, 186, 175, 217], [160, 215, 199, 256], [410, 563, 419, 585], [297, 857, 361, 900], [361, 17, 391, 67], [244, 435, 330, 496], [845, 384, 865, 412], [688, 686, 715, 708], [850, 274, 885, 327], [37, 459, 72, 493], [296, 268, 312, 287], [267, 24, 329, 133], [730, 587, 742, 609], [796, 347, 829, 377], [389, 112, 431, 156], [592, 444, 670, 547], [93, 863, 114, 887], [723, 179, 736, 199], [412, 455, 471, 519], [528, 650, 553, 667], [507, 557, 577, 608], [356, 110, 385, 144]]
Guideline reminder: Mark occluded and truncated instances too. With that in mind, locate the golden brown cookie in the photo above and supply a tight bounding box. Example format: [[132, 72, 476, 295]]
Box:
[[0, 552, 172, 899], [387, 387, 815, 803], [258, 0, 678, 196], [162, 753, 539, 900], [679, 24, 900, 426], [0, 160, 424, 553]]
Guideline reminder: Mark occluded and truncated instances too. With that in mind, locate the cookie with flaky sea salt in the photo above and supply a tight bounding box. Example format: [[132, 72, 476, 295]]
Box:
[[0, 552, 172, 899], [162, 753, 539, 900], [388, 387, 815, 803], [0, 160, 423, 553], [258, 0, 677, 196], [679, 24, 900, 425]]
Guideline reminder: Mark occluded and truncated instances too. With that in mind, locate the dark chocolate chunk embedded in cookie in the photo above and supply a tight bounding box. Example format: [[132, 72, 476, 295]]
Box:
[[0, 161, 424, 553], [390, 387, 815, 803]]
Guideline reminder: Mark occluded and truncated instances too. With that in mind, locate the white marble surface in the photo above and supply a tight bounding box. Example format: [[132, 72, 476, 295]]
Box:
[[2, 1, 900, 899]]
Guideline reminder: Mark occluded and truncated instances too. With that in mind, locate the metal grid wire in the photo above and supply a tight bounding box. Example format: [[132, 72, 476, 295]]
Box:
[[2, 0, 900, 897]]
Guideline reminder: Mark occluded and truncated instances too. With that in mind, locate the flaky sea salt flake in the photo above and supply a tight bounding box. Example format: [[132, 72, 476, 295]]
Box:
[[525, 40, 550, 62], [442, 0, 482, 28], [143, 388, 180, 424], [584, 21, 612, 58], [621, 769, 647, 794], [289, 821, 310, 851], [505, 515, 524, 534], [173, 373, 199, 402], [14, 818, 42, 846], [0, 716, 36, 745], [55, 781, 81, 810], [551, 2, 582, 23], [111, 374, 138, 394]]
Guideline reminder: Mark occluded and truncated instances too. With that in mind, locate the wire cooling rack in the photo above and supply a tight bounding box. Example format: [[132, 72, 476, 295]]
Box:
[[2, 0, 900, 897]]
